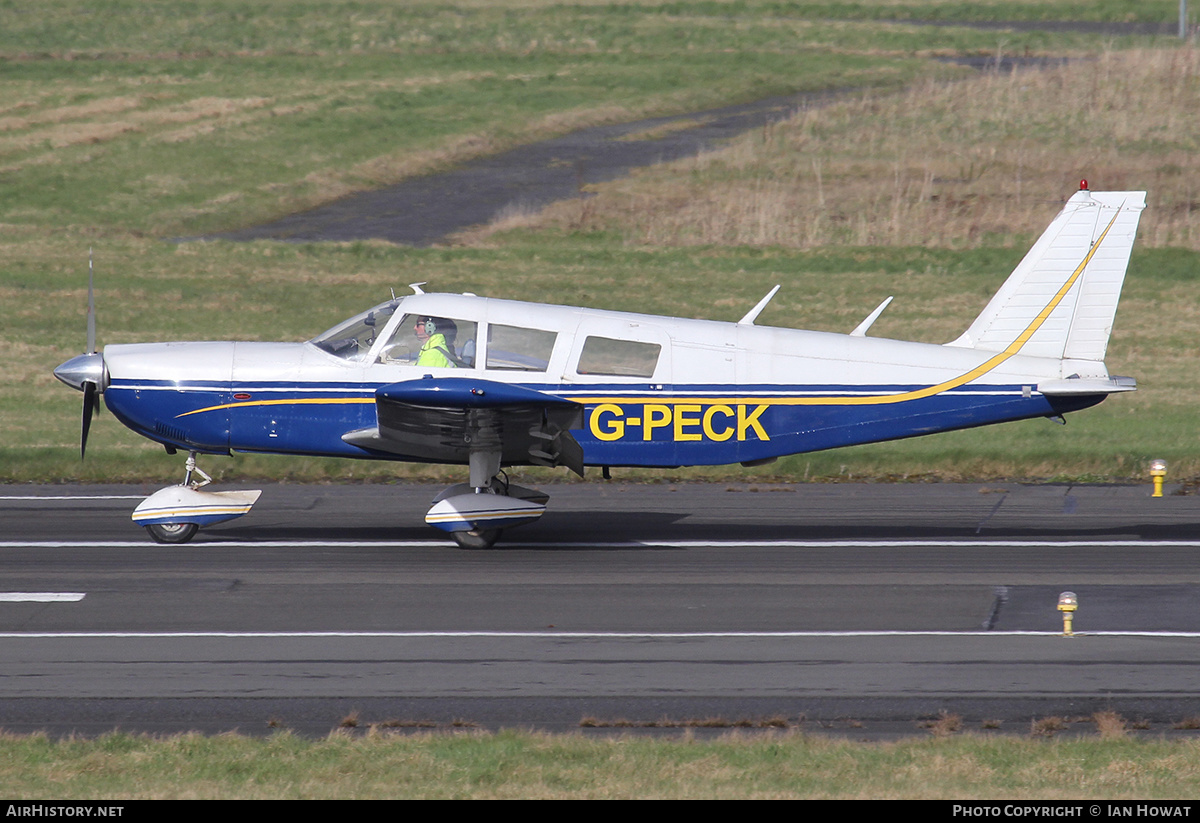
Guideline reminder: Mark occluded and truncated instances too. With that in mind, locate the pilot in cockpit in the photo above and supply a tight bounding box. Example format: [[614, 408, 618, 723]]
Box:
[[414, 316, 458, 368]]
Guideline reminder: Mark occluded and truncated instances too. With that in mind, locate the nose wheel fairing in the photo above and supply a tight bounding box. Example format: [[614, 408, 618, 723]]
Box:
[[132, 452, 261, 543], [132, 486, 262, 530]]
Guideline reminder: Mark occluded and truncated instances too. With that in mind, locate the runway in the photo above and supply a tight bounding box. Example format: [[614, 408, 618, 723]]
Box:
[[2, 481, 1199, 738]]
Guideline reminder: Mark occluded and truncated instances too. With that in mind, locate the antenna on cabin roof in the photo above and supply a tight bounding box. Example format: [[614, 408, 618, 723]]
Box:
[[738, 285, 781, 326], [409, 282, 427, 295]]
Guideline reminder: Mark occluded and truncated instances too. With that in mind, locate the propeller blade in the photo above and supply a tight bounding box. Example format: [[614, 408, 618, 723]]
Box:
[[81, 382, 97, 459], [87, 249, 96, 355]]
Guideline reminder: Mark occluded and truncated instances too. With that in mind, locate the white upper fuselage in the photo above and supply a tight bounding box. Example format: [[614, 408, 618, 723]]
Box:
[[103, 291, 1078, 390]]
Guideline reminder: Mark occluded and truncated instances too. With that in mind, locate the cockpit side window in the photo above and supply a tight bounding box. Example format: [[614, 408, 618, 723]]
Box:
[[486, 324, 557, 372], [577, 336, 661, 378], [378, 314, 477, 369], [311, 300, 401, 361]]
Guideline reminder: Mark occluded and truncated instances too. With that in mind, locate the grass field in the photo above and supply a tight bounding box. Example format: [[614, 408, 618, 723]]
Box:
[[2, 0, 1197, 487], [6, 725, 1200, 799]]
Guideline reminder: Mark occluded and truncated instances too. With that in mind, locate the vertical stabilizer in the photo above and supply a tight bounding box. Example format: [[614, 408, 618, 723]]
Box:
[[947, 190, 1145, 363]]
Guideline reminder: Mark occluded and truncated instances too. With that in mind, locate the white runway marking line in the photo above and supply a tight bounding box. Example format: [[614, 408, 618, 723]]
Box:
[[1, 630, 1199, 638], [6, 539, 1200, 549], [0, 495, 144, 501], [0, 593, 86, 602]]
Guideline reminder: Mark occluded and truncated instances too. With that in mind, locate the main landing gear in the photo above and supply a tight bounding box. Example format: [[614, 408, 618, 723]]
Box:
[[452, 525, 501, 551], [425, 451, 548, 549]]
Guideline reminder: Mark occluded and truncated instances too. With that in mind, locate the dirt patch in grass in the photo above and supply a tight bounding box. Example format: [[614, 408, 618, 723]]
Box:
[[204, 90, 857, 246]]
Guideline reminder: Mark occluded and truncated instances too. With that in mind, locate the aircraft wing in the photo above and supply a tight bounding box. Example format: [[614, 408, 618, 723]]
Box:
[[342, 377, 585, 476]]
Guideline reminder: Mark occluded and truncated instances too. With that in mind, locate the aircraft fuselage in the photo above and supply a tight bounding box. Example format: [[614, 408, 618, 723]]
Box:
[[100, 293, 1104, 469]]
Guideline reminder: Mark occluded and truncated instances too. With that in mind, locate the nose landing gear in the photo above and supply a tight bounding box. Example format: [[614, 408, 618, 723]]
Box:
[[131, 452, 261, 544]]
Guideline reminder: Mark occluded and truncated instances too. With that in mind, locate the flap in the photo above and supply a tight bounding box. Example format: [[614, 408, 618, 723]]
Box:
[[342, 377, 585, 476]]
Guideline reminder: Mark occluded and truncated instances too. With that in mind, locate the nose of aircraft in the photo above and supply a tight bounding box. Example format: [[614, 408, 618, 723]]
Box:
[[54, 351, 108, 459], [54, 351, 108, 393]]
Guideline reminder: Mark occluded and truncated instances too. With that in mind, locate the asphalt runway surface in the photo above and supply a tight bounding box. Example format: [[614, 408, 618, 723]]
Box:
[[3, 481, 1200, 738]]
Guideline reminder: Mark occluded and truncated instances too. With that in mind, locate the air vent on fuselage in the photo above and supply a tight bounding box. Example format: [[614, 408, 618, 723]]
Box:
[[155, 421, 188, 445]]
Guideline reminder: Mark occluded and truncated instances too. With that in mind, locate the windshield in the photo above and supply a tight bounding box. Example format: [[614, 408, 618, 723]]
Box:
[[310, 299, 402, 360]]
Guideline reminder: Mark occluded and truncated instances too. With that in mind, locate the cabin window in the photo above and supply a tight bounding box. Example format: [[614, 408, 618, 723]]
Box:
[[486, 324, 557, 372], [576, 336, 661, 378], [311, 299, 401, 361], [378, 314, 477, 368]]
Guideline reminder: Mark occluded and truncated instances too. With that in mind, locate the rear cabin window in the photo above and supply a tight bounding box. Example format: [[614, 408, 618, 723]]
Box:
[[486, 325, 557, 372], [576, 336, 661, 378]]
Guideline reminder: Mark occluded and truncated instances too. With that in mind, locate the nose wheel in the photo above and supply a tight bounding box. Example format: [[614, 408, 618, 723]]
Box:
[[145, 522, 199, 544], [451, 529, 501, 550]]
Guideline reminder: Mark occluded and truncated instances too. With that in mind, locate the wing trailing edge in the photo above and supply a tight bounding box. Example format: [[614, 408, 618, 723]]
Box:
[[341, 377, 584, 476]]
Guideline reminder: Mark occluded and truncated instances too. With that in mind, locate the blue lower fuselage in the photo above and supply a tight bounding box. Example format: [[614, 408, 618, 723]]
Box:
[[103, 378, 1103, 468]]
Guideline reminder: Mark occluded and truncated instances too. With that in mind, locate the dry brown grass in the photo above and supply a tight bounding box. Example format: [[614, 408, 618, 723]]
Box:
[[1093, 710, 1129, 739], [339, 711, 360, 728], [1030, 716, 1067, 738], [924, 711, 964, 737], [517, 47, 1200, 250], [0, 95, 275, 168], [0, 95, 143, 133]]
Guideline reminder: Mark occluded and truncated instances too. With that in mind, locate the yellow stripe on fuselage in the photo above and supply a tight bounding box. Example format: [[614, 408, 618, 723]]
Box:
[[175, 397, 374, 419]]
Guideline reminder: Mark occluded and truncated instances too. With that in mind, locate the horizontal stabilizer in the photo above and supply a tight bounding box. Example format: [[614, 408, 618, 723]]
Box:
[[1037, 375, 1136, 396]]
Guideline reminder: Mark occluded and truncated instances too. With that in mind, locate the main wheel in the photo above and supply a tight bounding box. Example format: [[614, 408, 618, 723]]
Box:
[[451, 529, 501, 550], [145, 522, 199, 544]]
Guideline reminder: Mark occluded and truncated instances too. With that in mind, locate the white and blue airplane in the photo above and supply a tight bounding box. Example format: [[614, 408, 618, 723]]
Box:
[[55, 185, 1145, 547]]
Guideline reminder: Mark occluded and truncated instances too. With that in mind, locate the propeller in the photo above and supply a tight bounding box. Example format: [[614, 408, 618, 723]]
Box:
[[53, 250, 106, 459], [87, 249, 96, 357], [81, 382, 98, 458]]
